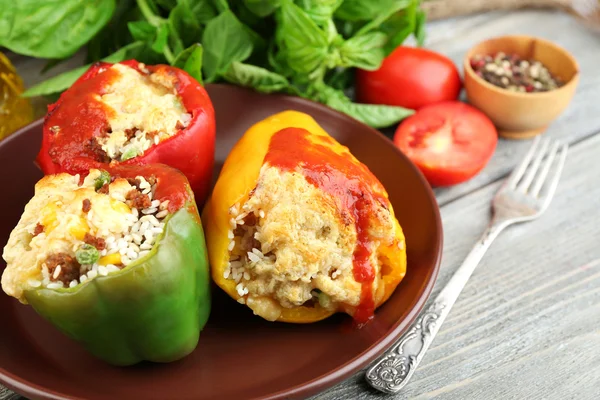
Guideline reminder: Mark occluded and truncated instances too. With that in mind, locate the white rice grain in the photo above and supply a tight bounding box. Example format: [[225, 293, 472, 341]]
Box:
[[27, 279, 41, 288], [69, 280, 78, 288], [47, 282, 63, 289], [247, 252, 260, 263], [87, 270, 98, 279], [132, 233, 143, 244], [251, 248, 264, 258], [106, 265, 120, 273], [98, 265, 108, 276], [140, 221, 150, 233], [53, 265, 62, 279], [155, 210, 168, 219], [235, 283, 245, 296]]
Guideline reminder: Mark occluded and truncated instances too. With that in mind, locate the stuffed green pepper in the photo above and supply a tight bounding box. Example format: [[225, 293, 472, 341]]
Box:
[[1, 164, 210, 366]]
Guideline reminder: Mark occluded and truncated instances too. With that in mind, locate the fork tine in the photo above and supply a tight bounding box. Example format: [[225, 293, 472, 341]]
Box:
[[530, 141, 560, 197], [540, 143, 568, 208], [507, 136, 541, 189], [517, 138, 550, 193]]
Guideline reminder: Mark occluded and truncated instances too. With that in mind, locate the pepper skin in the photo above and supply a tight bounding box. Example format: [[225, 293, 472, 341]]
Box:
[[36, 60, 216, 206], [203, 111, 406, 324], [23, 164, 210, 366]]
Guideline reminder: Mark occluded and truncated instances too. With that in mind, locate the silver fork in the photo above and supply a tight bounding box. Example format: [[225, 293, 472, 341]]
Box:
[[365, 136, 568, 394]]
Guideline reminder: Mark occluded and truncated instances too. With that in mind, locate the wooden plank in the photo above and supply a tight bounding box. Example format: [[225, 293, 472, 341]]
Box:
[[422, 9, 600, 205], [316, 119, 600, 399]]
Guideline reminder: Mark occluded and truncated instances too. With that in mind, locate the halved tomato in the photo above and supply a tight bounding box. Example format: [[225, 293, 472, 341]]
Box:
[[393, 101, 497, 187]]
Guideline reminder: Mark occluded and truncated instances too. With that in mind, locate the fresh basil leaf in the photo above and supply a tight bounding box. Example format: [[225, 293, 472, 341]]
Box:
[[243, 0, 280, 17], [380, 0, 418, 54], [23, 42, 145, 97], [128, 20, 156, 42], [168, 0, 214, 51], [212, 0, 229, 13], [335, 0, 411, 21], [189, 0, 219, 23], [202, 10, 254, 82], [173, 43, 204, 84], [169, 0, 216, 46], [151, 23, 169, 53], [86, 0, 138, 62], [0, 0, 116, 58], [137, 0, 163, 26], [320, 86, 413, 128], [223, 62, 289, 93], [339, 31, 386, 70], [325, 67, 353, 90], [276, 0, 328, 75], [155, 0, 177, 11], [415, 9, 426, 46], [295, 0, 343, 26]]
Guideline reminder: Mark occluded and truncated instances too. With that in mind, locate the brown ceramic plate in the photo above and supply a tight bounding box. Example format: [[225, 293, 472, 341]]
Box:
[[0, 84, 442, 400]]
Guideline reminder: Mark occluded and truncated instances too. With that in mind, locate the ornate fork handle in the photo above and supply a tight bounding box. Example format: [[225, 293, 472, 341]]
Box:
[[0, 385, 21, 400], [366, 220, 507, 393]]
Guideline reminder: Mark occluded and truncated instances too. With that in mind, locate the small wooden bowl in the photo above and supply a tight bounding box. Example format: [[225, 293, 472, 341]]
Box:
[[463, 35, 579, 139]]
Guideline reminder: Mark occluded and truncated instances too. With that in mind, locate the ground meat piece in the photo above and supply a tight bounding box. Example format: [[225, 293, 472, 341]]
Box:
[[244, 213, 257, 227], [84, 233, 106, 251], [175, 120, 185, 130], [124, 128, 137, 140], [126, 189, 152, 209], [84, 137, 110, 162], [33, 223, 44, 237], [146, 130, 159, 139], [146, 175, 157, 186], [98, 183, 109, 194], [127, 178, 141, 189], [45, 253, 80, 284], [82, 199, 91, 213]]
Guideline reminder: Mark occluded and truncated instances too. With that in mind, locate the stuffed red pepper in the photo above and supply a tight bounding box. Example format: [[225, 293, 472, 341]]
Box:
[[37, 60, 216, 205]]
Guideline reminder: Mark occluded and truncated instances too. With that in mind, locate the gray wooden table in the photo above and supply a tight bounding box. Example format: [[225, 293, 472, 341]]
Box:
[[3, 9, 600, 400]]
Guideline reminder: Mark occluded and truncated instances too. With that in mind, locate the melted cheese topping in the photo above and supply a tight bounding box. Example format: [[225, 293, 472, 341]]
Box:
[[98, 63, 190, 160], [1, 171, 136, 303], [227, 165, 396, 321]]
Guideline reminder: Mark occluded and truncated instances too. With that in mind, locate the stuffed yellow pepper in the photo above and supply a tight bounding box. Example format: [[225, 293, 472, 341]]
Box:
[[203, 111, 406, 324]]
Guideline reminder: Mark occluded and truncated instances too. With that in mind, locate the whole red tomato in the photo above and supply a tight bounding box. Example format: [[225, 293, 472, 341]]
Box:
[[356, 46, 462, 110], [393, 101, 497, 186], [37, 60, 215, 205]]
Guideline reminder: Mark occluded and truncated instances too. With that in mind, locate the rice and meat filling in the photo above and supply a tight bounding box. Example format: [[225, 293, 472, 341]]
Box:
[[225, 165, 397, 321], [90, 63, 191, 162], [2, 169, 170, 303]]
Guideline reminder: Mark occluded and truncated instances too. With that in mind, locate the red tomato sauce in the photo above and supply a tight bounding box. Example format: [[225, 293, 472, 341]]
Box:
[[45, 63, 118, 170], [264, 127, 387, 324]]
